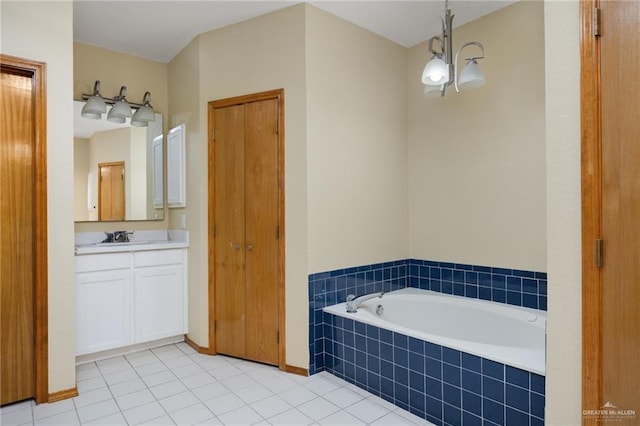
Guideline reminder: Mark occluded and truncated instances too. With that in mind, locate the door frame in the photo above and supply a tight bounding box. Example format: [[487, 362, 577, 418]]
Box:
[[97, 161, 126, 221], [207, 89, 286, 370], [580, 0, 602, 420], [0, 54, 49, 403]]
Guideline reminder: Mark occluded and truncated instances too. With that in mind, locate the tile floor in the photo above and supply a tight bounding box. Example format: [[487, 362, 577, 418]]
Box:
[[0, 342, 433, 426]]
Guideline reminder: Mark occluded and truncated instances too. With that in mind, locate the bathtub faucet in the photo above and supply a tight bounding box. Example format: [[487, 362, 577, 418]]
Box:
[[346, 292, 384, 313]]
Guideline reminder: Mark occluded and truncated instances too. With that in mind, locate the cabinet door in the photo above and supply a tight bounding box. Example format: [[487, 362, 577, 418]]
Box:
[[134, 265, 185, 343], [76, 270, 133, 355]]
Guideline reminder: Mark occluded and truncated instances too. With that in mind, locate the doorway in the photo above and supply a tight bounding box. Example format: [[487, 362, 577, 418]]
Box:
[[98, 161, 125, 221], [208, 89, 285, 369], [0, 54, 48, 405], [581, 1, 640, 422]]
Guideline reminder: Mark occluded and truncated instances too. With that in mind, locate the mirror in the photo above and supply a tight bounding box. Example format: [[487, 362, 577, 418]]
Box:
[[73, 100, 164, 222]]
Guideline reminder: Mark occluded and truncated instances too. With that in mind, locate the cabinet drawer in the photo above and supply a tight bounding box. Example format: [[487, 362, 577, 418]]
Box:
[[76, 253, 131, 273], [133, 249, 184, 268]]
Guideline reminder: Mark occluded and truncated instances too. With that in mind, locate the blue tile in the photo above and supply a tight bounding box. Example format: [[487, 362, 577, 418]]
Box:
[[366, 324, 379, 339], [505, 366, 529, 389], [465, 285, 478, 298], [344, 347, 355, 363], [430, 267, 442, 279], [491, 274, 506, 289], [393, 333, 408, 349], [465, 272, 478, 284], [442, 268, 453, 282], [394, 365, 409, 385], [462, 353, 482, 372], [478, 273, 492, 287], [380, 329, 393, 344], [425, 358, 442, 380], [442, 281, 453, 294], [506, 277, 521, 292], [479, 287, 492, 301], [355, 366, 367, 387], [380, 342, 394, 362], [531, 374, 545, 394], [426, 376, 443, 399], [455, 263, 473, 271], [483, 398, 505, 426], [381, 377, 394, 400], [506, 407, 529, 425], [531, 392, 545, 419], [473, 265, 492, 273], [426, 396, 443, 420], [381, 360, 394, 380], [394, 346, 409, 367], [513, 269, 535, 278], [409, 389, 426, 413], [535, 271, 547, 279], [539, 296, 547, 311], [426, 343, 442, 360], [409, 352, 425, 374], [441, 262, 456, 268], [463, 390, 482, 416], [344, 330, 355, 348], [443, 364, 461, 387], [443, 348, 461, 366], [538, 280, 547, 295], [482, 358, 504, 380], [506, 384, 529, 412], [367, 338, 380, 357], [355, 334, 366, 351], [443, 403, 462, 426], [453, 284, 465, 296], [523, 293, 538, 309], [367, 354, 380, 374], [453, 270, 465, 283], [430, 280, 441, 292], [355, 349, 367, 368], [492, 289, 506, 303], [483, 376, 505, 403], [443, 383, 461, 407], [522, 278, 538, 294], [506, 290, 522, 306], [408, 337, 424, 355], [531, 416, 545, 426], [462, 369, 482, 395], [492, 267, 512, 276], [409, 370, 425, 392], [395, 383, 409, 407], [354, 321, 367, 336], [462, 411, 482, 426], [368, 372, 381, 394]]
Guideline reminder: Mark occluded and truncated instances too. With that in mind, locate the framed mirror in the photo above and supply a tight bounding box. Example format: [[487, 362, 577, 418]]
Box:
[[73, 100, 164, 222]]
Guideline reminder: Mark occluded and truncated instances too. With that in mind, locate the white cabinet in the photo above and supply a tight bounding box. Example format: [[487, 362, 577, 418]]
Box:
[[75, 248, 187, 356], [166, 124, 186, 208], [134, 250, 187, 343]]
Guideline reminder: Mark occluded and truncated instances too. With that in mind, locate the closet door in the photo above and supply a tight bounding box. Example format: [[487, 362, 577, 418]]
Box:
[[244, 99, 279, 365], [214, 104, 247, 359]]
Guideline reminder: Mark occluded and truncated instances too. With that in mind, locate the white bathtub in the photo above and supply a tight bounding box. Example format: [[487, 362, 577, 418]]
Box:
[[323, 288, 546, 375]]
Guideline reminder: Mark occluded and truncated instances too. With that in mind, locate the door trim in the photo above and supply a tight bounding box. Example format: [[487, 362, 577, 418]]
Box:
[[0, 54, 49, 403], [207, 89, 286, 370], [580, 0, 602, 421]]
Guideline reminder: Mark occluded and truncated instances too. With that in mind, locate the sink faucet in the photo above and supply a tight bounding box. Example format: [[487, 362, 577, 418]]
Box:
[[346, 292, 384, 313], [102, 231, 134, 243]]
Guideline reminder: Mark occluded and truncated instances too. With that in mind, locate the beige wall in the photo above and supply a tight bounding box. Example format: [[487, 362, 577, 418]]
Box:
[[1, 1, 75, 394], [305, 6, 409, 273], [544, 1, 581, 423], [74, 42, 169, 232], [74, 138, 90, 221], [169, 5, 310, 366], [408, 1, 546, 272]]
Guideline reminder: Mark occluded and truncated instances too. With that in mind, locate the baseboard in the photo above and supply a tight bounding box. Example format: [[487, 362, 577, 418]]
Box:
[[284, 364, 308, 376], [48, 386, 78, 403], [184, 334, 212, 355]]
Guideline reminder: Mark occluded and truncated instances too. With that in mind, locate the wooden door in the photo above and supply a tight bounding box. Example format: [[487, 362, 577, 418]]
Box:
[[99, 161, 125, 221], [582, 1, 640, 420], [213, 104, 247, 359], [600, 0, 640, 414], [210, 91, 283, 367], [244, 99, 279, 365], [0, 64, 36, 405]]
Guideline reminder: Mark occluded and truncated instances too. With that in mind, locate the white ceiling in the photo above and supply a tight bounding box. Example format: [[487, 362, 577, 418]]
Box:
[[73, 1, 515, 64]]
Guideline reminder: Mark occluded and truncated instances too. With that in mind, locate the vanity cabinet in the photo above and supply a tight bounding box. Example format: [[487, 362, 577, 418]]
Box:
[[76, 248, 187, 356]]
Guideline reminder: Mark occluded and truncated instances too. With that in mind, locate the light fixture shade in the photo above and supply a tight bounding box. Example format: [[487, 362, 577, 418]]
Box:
[[422, 56, 449, 86], [457, 59, 485, 90], [130, 117, 149, 127], [131, 104, 155, 123], [423, 84, 444, 98], [107, 99, 132, 122], [81, 95, 107, 118]]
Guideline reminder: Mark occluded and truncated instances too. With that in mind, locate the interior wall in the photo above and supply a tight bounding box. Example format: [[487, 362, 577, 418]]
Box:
[[1, 0, 75, 394], [169, 5, 310, 367], [407, 1, 546, 272], [544, 1, 581, 423], [73, 42, 169, 232], [74, 138, 90, 221], [305, 5, 409, 273]]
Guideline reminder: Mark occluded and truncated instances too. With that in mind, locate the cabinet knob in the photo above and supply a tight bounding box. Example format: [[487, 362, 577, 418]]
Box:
[[234, 244, 241, 251], [247, 244, 254, 251]]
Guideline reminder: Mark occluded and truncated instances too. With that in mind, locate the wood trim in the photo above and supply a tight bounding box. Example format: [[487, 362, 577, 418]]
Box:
[[0, 54, 49, 404], [284, 365, 307, 377], [48, 387, 78, 403], [580, 0, 603, 421], [184, 335, 213, 355], [208, 89, 286, 370]]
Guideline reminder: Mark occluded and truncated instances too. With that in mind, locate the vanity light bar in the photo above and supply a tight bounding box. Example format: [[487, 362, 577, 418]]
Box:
[[81, 80, 149, 109]]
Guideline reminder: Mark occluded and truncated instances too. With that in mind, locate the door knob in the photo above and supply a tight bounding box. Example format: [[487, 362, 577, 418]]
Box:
[[247, 244, 254, 251], [234, 244, 241, 251]]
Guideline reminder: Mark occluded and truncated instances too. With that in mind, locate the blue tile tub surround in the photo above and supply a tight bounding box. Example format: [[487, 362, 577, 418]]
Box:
[[323, 313, 546, 426], [308, 259, 547, 374]]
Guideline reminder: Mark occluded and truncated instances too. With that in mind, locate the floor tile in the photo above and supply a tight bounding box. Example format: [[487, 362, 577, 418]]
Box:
[[348, 398, 391, 423], [32, 399, 75, 421], [34, 409, 80, 425], [76, 398, 119, 423], [109, 377, 148, 397], [77, 376, 107, 393], [0, 406, 33, 425], [216, 405, 263, 426], [140, 414, 177, 425], [322, 386, 365, 408], [180, 372, 216, 390], [267, 408, 314, 425], [169, 402, 215, 425], [233, 383, 273, 404], [278, 386, 318, 406], [371, 411, 421, 425], [249, 395, 292, 419], [203, 393, 245, 416], [72, 387, 112, 409], [317, 410, 366, 425], [122, 401, 166, 425], [115, 389, 156, 411], [150, 380, 188, 400], [85, 412, 128, 425], [158, 391, 199, 413], [191, 382, 230, 402], [297, 397, 340, 421]]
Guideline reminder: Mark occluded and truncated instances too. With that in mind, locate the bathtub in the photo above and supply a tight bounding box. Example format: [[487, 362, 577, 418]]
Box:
[[323, 287, 546, 375]]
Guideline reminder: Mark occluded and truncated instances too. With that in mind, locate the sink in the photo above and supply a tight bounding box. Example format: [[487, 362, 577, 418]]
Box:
[[94, 241, 157, 246]]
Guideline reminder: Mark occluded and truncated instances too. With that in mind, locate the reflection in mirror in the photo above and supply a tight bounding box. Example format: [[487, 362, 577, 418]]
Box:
[[73, 100, 164, 222]]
